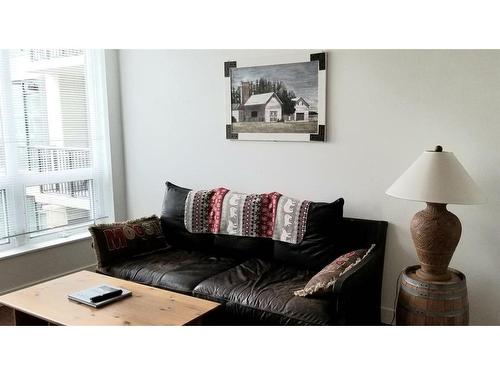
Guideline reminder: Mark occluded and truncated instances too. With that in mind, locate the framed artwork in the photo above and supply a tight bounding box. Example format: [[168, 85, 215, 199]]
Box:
[[224, 52, 326, 142]]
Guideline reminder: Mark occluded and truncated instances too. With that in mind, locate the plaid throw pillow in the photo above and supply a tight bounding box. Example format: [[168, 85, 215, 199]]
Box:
[[294, 244, 375, 297], [89, 215, 168, 268]]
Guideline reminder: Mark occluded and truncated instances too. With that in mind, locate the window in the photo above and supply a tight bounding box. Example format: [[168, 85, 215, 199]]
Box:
[[251, 111, 258, 118], [0, 49, 113, 250]]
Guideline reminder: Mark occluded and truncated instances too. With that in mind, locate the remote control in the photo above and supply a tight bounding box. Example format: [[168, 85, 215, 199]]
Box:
[[90, 289, 123, 303]]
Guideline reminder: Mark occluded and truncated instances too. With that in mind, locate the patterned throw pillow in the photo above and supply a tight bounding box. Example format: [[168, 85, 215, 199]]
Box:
[[294, 244, 375, 297], [89, 215, 168, 268]]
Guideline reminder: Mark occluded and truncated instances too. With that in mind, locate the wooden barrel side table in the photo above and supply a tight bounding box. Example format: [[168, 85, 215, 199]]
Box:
[[396, 265, 469, 325]]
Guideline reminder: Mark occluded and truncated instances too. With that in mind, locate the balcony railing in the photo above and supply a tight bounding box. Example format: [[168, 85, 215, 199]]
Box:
[[23, 145, 91, 173], [40, 180, 90, 198], [23, 49, 84, 62]]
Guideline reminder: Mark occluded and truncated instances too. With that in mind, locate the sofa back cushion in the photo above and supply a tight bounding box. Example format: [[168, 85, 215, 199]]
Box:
[[161, 182, 345, 265], [161, 182, 270, 258], [273, 198, 344, 270], [213, 234, 274, 259], [160, 182, 215, 251], [89, 215, 167, 268]]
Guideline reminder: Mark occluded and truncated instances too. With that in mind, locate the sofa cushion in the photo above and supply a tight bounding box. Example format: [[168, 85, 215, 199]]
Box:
[[160, 182, 215, 251], [162, 181, 272, 259], [213, 235, 274, 260], [273, 198, 344, 271], [100, 248, 242, 294], [193, 258, 339, 325], [89, 215, 168, 268], [294, 245, 375, 297]]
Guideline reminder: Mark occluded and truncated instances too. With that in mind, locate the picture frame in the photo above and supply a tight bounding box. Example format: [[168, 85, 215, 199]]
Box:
[[224, 52, 327, 142]]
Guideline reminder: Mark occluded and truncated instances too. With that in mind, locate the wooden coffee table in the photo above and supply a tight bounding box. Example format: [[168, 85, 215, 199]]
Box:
[[0, 271, 220, 326]]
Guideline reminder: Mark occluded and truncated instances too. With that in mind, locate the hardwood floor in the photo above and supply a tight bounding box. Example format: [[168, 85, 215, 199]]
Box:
[[0, 305, 14, 325]]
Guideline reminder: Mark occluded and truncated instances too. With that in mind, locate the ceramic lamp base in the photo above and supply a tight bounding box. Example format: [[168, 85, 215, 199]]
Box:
[[410, 202, 462, 282]]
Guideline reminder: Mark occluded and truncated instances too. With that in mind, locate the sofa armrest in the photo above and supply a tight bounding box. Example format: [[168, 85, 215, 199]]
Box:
[[332, 245, 384, 325]]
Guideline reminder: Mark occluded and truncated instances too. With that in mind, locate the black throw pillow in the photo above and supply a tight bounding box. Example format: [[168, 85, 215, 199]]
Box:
[[160, 181, 215, 251], [273, 198, 344, 270]]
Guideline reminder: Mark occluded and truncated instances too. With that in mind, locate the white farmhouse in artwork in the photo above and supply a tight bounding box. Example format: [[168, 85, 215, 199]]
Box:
[[231, 81, 314, 123], [292, 97, 310, 121], [242, 92, 283, 122], [232, 81, 283, 123]]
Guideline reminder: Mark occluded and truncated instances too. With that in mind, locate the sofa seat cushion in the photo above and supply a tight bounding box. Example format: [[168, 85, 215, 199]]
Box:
[[193, 258, 339, 325], [100, 248, 242, 294]]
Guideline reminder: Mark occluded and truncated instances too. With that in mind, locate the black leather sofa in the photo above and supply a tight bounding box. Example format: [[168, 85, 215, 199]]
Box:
[[98, 182, 388, 325]]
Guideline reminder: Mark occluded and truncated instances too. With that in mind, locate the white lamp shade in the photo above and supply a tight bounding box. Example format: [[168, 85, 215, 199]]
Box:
[[386, 150, 485, 204]]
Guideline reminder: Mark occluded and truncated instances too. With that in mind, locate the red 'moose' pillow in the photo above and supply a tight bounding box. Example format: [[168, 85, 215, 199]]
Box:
[[88, 215, 168, 268]]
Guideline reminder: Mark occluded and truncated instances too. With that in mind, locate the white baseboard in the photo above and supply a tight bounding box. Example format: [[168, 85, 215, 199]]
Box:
[[381, 306, 395, 325], [0, 263, 97, 298]]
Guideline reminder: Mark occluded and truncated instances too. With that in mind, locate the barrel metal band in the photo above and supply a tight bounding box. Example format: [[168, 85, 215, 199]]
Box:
[[402, 277, 466, 291], [398, 301, 469, 318], [400, 284, 468, 300]]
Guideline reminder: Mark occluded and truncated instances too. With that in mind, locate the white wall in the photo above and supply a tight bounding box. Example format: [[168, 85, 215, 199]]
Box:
[[0, 238, 95, 294], [118, 50, 500, 325]]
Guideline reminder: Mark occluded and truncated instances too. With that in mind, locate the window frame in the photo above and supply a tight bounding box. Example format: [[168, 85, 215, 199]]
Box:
[[0, 49, 115, 253]]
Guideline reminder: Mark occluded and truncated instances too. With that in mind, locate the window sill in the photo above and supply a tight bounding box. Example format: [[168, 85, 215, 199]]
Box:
[[0, 232, 91, 261]]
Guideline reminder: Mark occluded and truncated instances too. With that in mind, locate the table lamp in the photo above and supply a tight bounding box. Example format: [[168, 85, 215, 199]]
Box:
[[386, 145, 485, 281]]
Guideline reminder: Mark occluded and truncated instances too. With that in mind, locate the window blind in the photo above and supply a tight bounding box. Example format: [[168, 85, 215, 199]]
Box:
[[0, 49, 111, 246]]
